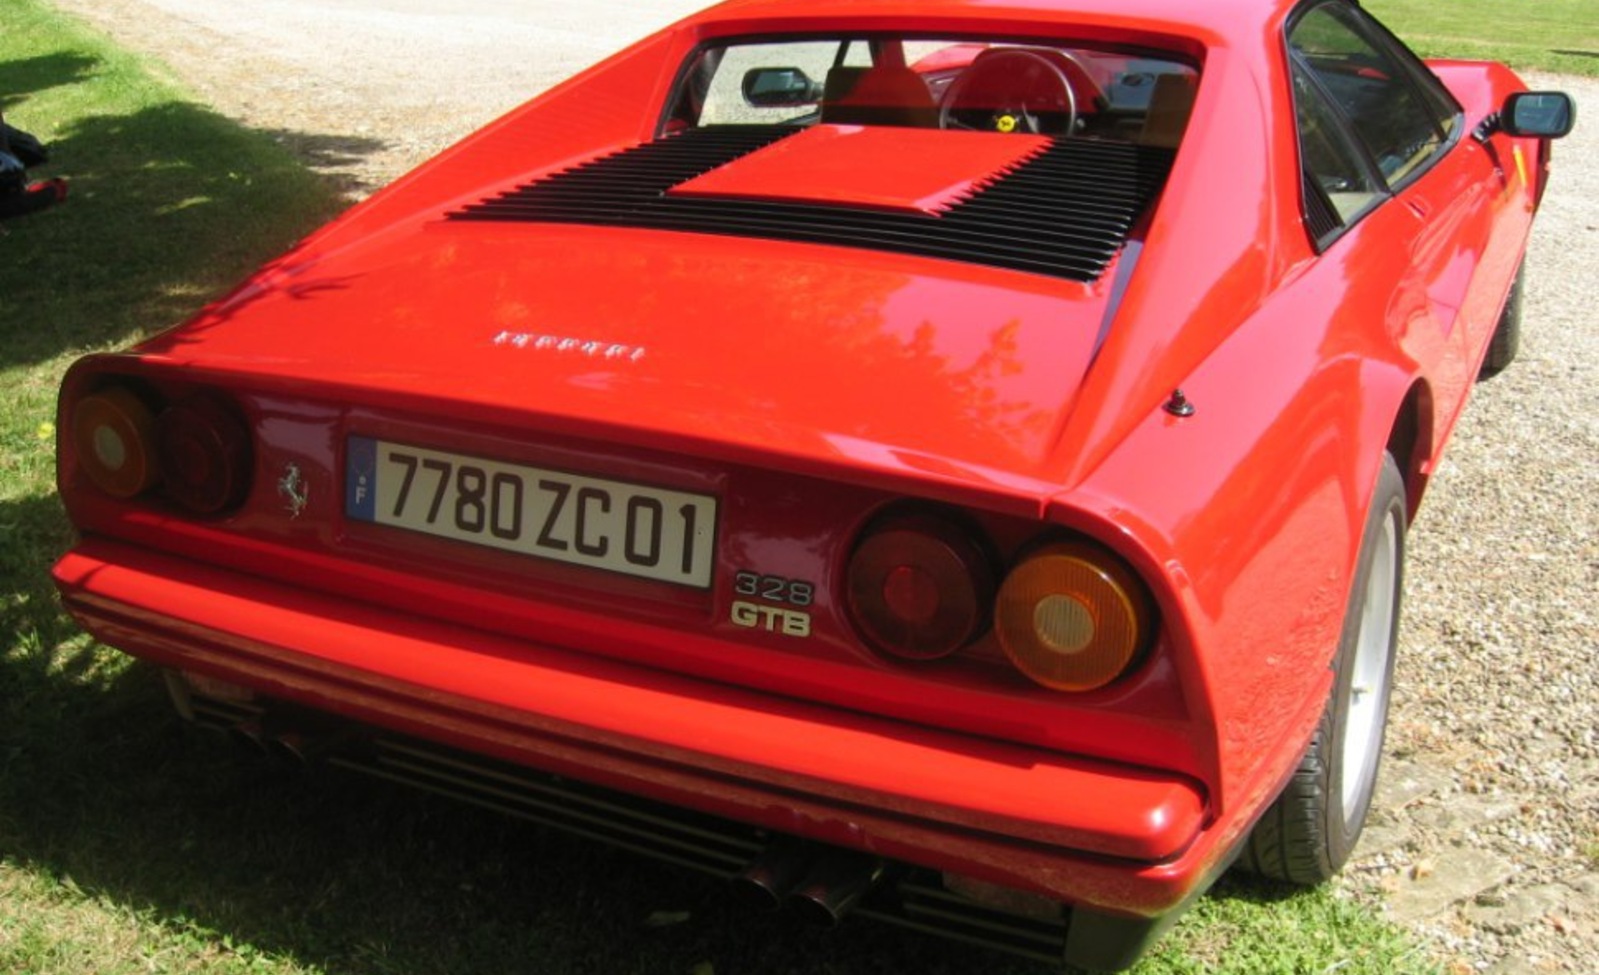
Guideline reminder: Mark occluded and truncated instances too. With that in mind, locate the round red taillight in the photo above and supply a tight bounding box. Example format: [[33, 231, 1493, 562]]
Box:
[[845, 515, 994, 660], [71, 387, 159, 499], [156, 395, 253, 514], [995, 541, 1154, 691]]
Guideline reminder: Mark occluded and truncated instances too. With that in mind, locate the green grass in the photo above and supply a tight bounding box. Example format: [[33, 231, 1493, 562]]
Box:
[[0, 0, 342, 970], [0, 0, 1540, 972], [1366, 0, 1599, 77], [0, 0, 341, 696]]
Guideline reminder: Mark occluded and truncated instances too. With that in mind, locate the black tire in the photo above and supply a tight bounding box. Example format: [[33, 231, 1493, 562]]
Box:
[[1237, 452, 1406, 884], [1478, 264, 1523, 380]]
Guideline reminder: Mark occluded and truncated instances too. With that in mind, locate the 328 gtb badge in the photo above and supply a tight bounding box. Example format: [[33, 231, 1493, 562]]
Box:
[[729, 569, 813, 638]]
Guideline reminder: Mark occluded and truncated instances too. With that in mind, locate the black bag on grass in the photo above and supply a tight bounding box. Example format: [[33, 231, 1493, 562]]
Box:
[[0, 111, 67, 220]]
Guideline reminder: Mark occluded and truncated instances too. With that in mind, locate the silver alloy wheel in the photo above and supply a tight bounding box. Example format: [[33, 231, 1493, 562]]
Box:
[[1340, 509, 1397, 820], [1238, 452, 1405, 884]]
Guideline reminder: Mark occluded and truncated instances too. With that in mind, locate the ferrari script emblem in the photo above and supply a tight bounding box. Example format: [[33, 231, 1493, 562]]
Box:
[[492, 330, 647, 362]]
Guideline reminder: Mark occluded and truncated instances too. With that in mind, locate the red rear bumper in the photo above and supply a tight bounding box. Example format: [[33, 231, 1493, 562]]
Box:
[[54, 536, 1217, 916]]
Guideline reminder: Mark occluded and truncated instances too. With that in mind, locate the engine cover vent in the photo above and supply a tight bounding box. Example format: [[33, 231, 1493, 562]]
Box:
[[451, 125, 1174, 283]]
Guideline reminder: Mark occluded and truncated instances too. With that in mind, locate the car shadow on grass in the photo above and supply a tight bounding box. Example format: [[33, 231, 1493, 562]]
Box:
[[1, 664, 1042, 967], [0, 98, 361, 371]]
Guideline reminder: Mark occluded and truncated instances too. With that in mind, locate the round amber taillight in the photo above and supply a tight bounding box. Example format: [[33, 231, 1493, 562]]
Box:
[[156, 395, 253, 514], [846, 515, 994, 660], [995, 542, 1154, 691], [72, 387, 159, 499]]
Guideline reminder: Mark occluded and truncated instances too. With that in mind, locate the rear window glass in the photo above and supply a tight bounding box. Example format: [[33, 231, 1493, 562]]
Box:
[[665, 36, 1198, 147]]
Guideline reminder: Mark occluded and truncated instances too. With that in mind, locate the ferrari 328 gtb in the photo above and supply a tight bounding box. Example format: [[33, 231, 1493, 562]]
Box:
[[53, 0, 1572, 967]]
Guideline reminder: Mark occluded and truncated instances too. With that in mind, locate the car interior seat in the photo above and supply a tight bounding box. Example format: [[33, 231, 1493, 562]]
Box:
[[1139, 72, 1198, 148], [821, 53, 939, 128]]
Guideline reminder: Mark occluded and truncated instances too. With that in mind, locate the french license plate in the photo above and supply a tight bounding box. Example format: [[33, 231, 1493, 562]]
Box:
[[345, 437, 716, 588]]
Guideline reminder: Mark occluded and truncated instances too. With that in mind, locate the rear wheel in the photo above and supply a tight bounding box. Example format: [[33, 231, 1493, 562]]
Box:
[[1238, 452, 1405, 884], [1479, 264, 1524, 380]]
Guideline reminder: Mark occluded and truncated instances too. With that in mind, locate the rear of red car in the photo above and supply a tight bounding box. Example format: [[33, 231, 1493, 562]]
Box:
[[53, 352, 1225, 963], [40, 4, 1289, 969], [52, 181, 1223, 960], [51, 0, 1565, 968]]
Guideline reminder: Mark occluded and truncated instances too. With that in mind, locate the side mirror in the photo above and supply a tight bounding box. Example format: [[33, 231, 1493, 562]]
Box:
[[742, 67, 821, 108], [1503, 91, 1575, 139]]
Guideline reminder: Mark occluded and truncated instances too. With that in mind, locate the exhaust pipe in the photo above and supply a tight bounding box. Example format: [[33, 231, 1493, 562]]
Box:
[[228, 718, 270, 754], [265, 730, 337, 767], [733, 839, 813, 911], [788, 850, 885, 926], [228, 713, 344, 768]]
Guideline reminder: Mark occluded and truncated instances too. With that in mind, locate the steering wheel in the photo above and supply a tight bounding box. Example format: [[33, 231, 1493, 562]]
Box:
[[938, 48, 1078, 136]]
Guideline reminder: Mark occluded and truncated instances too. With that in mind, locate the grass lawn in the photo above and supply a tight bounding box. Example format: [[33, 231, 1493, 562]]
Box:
[[10, 0, 1581, 971], [1366, 0, 1599, 76]]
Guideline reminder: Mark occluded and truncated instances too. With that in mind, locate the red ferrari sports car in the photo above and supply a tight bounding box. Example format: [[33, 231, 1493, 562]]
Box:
[[52, 0, 1572, 968]]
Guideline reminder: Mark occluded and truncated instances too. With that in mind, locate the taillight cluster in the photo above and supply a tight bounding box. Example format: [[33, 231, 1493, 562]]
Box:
[[844, 512, 1156, 692], [70, 381, 254, 515], [71, 386, 160, 498], [846, 514, 995, 661], [994, 541, 1153, 691]]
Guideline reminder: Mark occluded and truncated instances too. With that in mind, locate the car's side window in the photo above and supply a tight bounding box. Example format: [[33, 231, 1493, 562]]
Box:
[[1292, 62, 1382, 227], [692, 41, 847, 126], [1289, 3, 1455, 184], [1287, 1, 1461, 245]]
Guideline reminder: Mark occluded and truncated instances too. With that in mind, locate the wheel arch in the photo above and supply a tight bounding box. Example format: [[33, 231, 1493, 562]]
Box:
[[1384, 378, 1435, 522]]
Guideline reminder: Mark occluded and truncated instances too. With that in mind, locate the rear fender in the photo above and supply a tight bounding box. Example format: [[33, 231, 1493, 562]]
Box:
[[1058, 265, 1424, 829]]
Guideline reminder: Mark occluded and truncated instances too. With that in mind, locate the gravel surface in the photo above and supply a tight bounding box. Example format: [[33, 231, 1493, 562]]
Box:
[[42, 1, 1599, 971], [1349, 71, 1599, 975], [45, 0, 707, 195]]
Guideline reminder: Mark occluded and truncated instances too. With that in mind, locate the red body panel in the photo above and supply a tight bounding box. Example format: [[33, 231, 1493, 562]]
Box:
[[667, 124, 1052, 214], [50, 0, 1555, 964], [127, 222, 1109, 492], [55, 540, 1207, 884]]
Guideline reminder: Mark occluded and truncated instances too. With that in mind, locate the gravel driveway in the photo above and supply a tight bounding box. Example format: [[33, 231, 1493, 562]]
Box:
[[44, 1, 1599, 971]]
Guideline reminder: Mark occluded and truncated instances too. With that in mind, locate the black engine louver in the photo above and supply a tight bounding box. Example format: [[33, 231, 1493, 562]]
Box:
[[450, 125, 1174, 283]]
